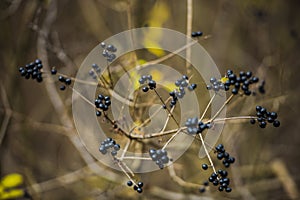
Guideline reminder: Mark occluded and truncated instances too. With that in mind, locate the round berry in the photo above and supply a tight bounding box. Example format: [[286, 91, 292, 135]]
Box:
[[137, 187, 143, 193], [60, 85, 66, 91], [250, 118, 256, 124], [142, 86, 149, 92], [127, 181, 133, 187], [273, 120, 280, 127], [114, 144, 120, 151], [65, 78, 72, 85], [137, 181, 143, 188], [270, 112, 278, 119], [96, 111, 101, 116], [259, 121, 267, 128], [51, 68, 57, 75], [199, 187, 205, 193], [202, 164, 208, 170], [232, 88, 238, 95]]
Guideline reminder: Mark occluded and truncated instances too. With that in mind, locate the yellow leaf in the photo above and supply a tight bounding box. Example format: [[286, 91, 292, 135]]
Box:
[[1, 174, 23, 188], [1, 189, 24, 199], [220, 77, 229, 83], [143, 39, 165, 57]]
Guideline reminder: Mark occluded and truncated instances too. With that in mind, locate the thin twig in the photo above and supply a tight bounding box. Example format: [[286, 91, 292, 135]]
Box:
[[167, 164, 203, 188], [208, 94, 234, 123], [198, 133, 217, 174], [186, 0, 193, 73], [200, 93, 216, 121], [0, 85, 12, 146]]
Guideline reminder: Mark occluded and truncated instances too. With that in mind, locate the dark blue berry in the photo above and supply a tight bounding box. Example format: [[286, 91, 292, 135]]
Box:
[[137, 187, 143, 193], [199, 187, 205, 193], [137, 181, 143, 188], [51, 68, 57, 75], [273, 120, 280, 127], [202, 164, 208, 170], [142, 87, 149, 92], [127, 181, 133, 187]]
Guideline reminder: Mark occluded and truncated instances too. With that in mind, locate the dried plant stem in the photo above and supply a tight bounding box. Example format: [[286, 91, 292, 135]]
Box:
[[186, 0, 193, 73], [208, 94, 234, 123], [162, 128, 183, 150], [160, 103, 174, 133], [168, 164, 202, 188], [212, 116, 257, 123], [200, 93, 216, 121], [121, 156, 152, 161], [154, 89, 179, 126], [199, 133, 217, 174], [0, 85, 12, 146]]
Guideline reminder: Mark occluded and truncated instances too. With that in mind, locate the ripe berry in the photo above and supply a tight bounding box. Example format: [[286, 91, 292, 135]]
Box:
[[127, 181, 133, 187], [250, 119, 256, 124], [199, 187, 206, 193], [65, 78, 72, 85], [142, 86, 149, 92], [51, 68, 57, 75], [137, 181, 144, 188], [137, 187, 143, 193], [273, 120, 280, 127], [202, 164, 208, 170]]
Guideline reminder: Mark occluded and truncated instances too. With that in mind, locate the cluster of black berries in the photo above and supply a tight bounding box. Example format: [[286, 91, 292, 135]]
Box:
[[225, 70, 259, 95], [139, 75, 156, 92], [127, 180, 144, 193], [185, 117, 211, 135], [210, 170, 232, 193], [250, 106, 280, 128], [100, 42, 117, 62], [94, 94, 111, 116], [206, 77, 226, 92], [18, 59, 43, 83], [214, 144, 235, 168], [169, 75, 197, 108], [191, 31, 203, 37], [88, 64, 101, 80], [58, 75, 72, 91], [99, 137, 120, 156], [149, 148, 170, 169]]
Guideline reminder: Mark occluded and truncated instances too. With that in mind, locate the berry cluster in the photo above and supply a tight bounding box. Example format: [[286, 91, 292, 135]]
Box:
[[149, 148, 170, 169], [94, 94, 111, 116], [139, 75, 157, 92], [214, 144, 235, 168], [209, 170, 232, 193], [100, 42, 117, 62], [225, 70, 259, 95], [88, 64, 101, 80], [191, 31, 203, 37], [250, 106, 280, 128], [169, 75, 197, 107], [127, 180, 144, 193], [58, 75, 72, 91], [185, 117, 211, 135], [99, 137, 120, 157], [206, 77, 227, 92], [18, 59, 43, 83]]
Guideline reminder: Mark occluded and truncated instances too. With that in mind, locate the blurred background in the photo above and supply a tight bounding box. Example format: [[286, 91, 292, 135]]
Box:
[[0, 0, 299, 199]]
